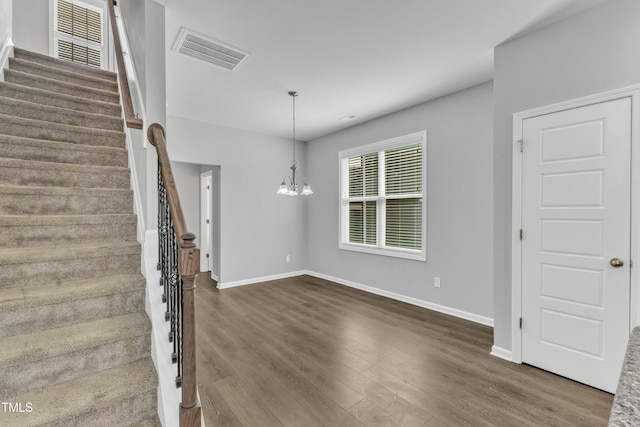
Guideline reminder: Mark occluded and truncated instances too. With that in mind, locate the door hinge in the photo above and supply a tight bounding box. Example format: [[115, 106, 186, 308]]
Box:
[[206, 219, 210, 224], [519, 229, 523, 240], [206, 253, 210, 258], [519, 318, 523, 329], [630, 259, 634, 268], [207, 185, 210, 190], [516, 139, 523, 153]]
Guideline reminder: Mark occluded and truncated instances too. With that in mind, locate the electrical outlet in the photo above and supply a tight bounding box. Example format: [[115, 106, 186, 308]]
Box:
[[434, 277, 441, 288], [286, 255, 291, 262]]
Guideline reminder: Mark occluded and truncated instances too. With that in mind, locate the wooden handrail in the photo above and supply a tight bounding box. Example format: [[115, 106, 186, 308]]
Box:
[[107, 0, 143, 130], [148, 124, 202, 427]]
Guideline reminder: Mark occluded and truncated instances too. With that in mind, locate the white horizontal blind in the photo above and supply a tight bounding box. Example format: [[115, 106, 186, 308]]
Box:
[[349, 201, 377, 245], [57, 39, 101, 68], [340, 132, 426, 260], [348, 153, 378, 197], [385, 143, 423, 250], [55, 0, 104, 68], [386, 198, 422, 249], [348, 153, 378, 245], [385, 144, 422, 195]]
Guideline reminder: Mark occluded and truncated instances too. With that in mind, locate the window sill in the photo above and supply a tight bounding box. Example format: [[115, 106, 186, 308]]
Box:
[[339, 243, 426, 261]]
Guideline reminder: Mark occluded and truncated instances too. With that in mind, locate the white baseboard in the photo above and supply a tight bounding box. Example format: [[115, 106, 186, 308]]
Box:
[[217, 270, 307, 289], [125, 126, 146, 241], [490, 345, 514, 362], [0, 37, 14, 81], [305, 270, 494, 327], [210, 272, 219, 282]]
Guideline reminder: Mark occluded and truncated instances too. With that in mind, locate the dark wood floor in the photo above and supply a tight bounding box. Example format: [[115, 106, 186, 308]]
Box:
[[194, 274, 613, 427]]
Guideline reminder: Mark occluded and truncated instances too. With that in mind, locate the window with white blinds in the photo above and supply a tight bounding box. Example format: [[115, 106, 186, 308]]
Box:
[[54, 0, 105, 68], [339, 131, 427, 261]]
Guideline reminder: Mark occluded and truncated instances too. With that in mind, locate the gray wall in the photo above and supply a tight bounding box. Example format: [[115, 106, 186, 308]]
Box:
[[307, 82, 494, 321], [166, 116, 308, 285], [171, 161, 201, 240], [119, 0, 166, 230], [118, 0, 146, 100], [0, 0, 11, 48], [493, 0, 640, 351], [12, 0, 48, 54]]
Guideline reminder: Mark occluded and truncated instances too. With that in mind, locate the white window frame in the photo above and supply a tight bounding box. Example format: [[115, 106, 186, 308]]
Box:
[[51, 0, 111, 70], [339, 131, 427, 261]]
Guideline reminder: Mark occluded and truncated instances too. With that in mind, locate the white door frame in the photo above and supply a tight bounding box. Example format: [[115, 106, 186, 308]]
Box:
[[511, 84, 640, 364], [200, 170, 213, 272]]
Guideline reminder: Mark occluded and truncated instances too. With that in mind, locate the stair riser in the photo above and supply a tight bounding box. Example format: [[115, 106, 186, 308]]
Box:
[[5, 70, 120, 104], [0, 221, 137, 248], [55, 389, 158, 427], [0, 289, 145, 339], [0, 99, 124, 132], [0, 251, 141, 289], [0, 121, 125, 148], [0, 84, 121, 117], [0, 192, 133, 215], [0, 334, 150, 398], [9, 58, 119, 92], [0, 165, 130, 189], [0, 139, 128, 168], [13, 48, 118, 82]]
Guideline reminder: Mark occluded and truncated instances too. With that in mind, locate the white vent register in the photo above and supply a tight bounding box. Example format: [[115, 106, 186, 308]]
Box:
[[172, 28, 250, 72]]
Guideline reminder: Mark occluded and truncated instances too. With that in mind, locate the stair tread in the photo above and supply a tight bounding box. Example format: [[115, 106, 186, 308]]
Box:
[[4, 69, 120, 108], [0, 274, 144, 311], [0, 96, 123, 130], [128, 416, 162, 427], [0, 358, 157, 427], [0, 241, 140, 264], [0, 81, 121, 116], [0, 113, 125, 139], [9, 57, 119, 92], [0, 133, 127, 155], [5, 69, 120, 102], [0, 213, 136, 226], [0, 311, 150, 367], [0, 183, 132, 196], [0, 157, 129, 174], [14, 47, 118, 81]]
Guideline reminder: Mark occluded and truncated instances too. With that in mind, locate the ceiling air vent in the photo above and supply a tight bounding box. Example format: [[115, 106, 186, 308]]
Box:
[[172, 28, 250, 72]]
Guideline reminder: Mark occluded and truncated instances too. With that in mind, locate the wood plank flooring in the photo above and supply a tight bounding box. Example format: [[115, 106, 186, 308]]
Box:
[[194, 274, 613, 427]]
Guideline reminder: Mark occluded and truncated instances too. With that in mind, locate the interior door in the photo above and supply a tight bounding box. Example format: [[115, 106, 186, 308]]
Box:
[[521, 97, 631, 393]]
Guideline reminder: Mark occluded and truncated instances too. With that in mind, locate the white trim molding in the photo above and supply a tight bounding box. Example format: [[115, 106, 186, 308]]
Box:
[[490, 346, 513, 362], [511, 84, 640, 365], [143, 229, 179, 427], [0, 37, 14, 80], [217, 270, 308, 290], [306, 271, 494, 327]]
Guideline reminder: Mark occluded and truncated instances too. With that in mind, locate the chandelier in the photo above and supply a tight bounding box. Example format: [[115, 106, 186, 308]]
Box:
[[276, 91, 313, 196]]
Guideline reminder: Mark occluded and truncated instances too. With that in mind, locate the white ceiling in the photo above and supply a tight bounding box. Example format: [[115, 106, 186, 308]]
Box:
[[162, 0, 607, 141]]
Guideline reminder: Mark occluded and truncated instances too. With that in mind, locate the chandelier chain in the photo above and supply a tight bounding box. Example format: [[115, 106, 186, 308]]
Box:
[[292, 92, 296, 165]]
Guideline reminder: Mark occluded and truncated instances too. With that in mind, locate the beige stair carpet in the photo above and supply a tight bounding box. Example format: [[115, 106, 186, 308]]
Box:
[[0, 47, 160, 427]]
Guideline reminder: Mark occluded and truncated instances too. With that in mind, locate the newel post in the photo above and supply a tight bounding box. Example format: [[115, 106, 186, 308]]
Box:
[[179, 232, 201, 427]]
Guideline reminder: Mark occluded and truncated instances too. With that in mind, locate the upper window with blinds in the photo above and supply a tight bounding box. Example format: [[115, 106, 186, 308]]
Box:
[[54, 0, 106, 69], [339, 131, 427, 261]]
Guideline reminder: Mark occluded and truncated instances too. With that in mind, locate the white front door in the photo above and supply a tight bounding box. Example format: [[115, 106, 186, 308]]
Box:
[[521, 97, 631, 393]]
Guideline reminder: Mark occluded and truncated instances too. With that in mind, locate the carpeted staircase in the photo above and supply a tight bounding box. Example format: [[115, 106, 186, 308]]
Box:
[[0, 48, 160, 426]]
